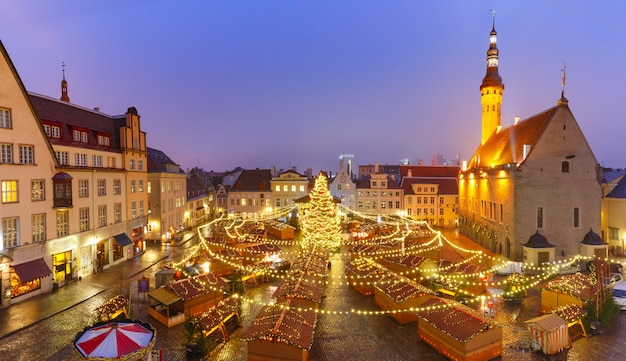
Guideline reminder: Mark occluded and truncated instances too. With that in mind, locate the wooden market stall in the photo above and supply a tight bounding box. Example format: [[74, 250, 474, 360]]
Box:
[[524, 313, 571, 355], [148, 273, 228, 327], [540, 273, 601, 313], [272, 272, 324, 310], [241, 298, 317, 361], [374, 273, 435, 324], [95, 295, 129, 322], [195, 296, 241, 342], [416, 297, 503, 361], [264, 220, 295, 239], [345, 257, 386, 296], [381, 254, 436, 281]]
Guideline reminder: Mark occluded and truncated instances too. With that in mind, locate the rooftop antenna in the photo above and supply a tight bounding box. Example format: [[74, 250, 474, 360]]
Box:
[[491, 8, 496, 27]]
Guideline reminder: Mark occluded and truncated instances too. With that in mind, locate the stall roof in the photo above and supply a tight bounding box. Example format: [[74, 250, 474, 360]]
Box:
[[148, 287, 181, 305]]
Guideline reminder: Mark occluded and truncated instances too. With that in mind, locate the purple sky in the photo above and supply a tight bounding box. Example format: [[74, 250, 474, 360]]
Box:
[[2, 1, 625, 174]]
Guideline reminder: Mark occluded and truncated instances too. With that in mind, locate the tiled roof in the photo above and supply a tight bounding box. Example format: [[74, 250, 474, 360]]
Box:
[[29, 92, 124, 150], [147, 147, 182, 173], [607, 174, 626, 199], [241, 299, 317, 350], [355, 175, 402, 189], [400, 177, 458, 195], [231, 169, 273, 192], [399, 165, 460, 178], [468, 106, 558, 169]]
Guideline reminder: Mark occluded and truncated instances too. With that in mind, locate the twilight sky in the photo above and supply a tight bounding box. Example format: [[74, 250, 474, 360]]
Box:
[[2, 1, 625, 174]]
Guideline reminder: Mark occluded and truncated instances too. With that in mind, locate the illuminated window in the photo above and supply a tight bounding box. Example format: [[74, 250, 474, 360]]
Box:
[[56, 210, 69, 237], [2, 180, 18, 203], [32, 213, 45, 242], [131, 180, 136, 193], [131, 201, 137, 219], [2, 217, 18, 248], [139, 200, 144, 216], [31, 180, 45, 201], [291, 185, 296, 192], [275, 185, 280, 192], [138, 180, 144, 192]]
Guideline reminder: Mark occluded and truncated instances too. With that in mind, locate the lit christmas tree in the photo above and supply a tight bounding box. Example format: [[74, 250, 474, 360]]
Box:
[[300, 172, 342, 252]]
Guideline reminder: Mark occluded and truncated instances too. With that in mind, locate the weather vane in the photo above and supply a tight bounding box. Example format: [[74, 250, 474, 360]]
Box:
[[561, 63, 567, 95]]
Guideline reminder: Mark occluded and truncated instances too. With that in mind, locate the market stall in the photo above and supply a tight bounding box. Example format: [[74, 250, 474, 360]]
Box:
[[524, 313, 570, 355]]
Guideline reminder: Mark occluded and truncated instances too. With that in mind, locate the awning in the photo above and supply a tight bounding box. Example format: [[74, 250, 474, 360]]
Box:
[[148, 287, 181, 306], [12, 258, 52, 283], [113, 233, 133, 247]]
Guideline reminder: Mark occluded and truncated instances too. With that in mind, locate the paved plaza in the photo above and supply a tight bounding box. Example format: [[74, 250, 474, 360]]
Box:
[[1, 230, 626, 361]]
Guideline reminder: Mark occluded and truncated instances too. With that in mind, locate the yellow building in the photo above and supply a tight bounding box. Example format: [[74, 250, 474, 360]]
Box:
[[458, 20, 601, 263], [147, 147, 187, 242]]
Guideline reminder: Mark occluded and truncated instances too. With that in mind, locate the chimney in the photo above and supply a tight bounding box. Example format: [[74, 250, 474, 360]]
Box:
[[374, 162, 379, 174], [94, 107, 100, 112], [514, 116, 520, 125], [496, 125, 502, 133], [523, 144, 531, 161], [407, 169, 412, 177]]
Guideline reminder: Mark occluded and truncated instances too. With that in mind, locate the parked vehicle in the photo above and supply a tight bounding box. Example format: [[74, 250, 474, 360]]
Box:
[[492, 261, 525, 275], [612, 280, 626, 310], [604, 273, 623, 288]]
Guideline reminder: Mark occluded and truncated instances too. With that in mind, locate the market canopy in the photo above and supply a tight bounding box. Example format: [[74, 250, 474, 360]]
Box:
[[113, 233, 133, 247], [12, 258, 52, 283], [74, 320, 156, 360], [148, 287, 181, 306]]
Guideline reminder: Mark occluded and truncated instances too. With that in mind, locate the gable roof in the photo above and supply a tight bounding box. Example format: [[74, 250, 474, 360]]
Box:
[[147, 147, 182, 173], [607, 174, 626, 199], [399, 165, 460, 178], [468, 106, 558, 169], [231, 169, 273, 192], [400, 177, 458, 195]]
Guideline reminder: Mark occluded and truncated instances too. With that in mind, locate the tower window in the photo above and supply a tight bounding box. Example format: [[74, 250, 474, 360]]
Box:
[[562, 161, 570, 173]]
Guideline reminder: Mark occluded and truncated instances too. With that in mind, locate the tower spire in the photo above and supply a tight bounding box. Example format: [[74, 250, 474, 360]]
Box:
[[480, 10, 505, 144], [60, 62, 70, 102]]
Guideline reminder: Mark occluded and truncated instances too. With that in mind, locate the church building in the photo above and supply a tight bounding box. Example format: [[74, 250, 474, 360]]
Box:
[[457, 18, 602, 264]]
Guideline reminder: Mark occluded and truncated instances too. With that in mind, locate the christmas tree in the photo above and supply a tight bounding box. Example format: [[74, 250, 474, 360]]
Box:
[[300, 172, 342, 252]]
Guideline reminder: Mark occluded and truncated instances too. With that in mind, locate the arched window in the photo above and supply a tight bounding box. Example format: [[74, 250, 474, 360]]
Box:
[[562, 160, 570, 173]]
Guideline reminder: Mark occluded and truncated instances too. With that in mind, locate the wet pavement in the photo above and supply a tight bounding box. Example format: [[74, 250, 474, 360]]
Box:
[[1, 229, 626, 361]]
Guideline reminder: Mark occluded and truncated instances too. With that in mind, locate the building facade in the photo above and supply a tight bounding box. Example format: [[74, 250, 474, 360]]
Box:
[[227, 169, 273, 219], [0, 39, 150, 305], [356, 164, 404, 218], [146, 147, 187, 242], [330, 157, 357, 215], [457, 21, 601, 263]]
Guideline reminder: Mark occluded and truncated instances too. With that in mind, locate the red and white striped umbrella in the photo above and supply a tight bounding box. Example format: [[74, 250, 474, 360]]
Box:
[[74, 321, 155, 360]]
